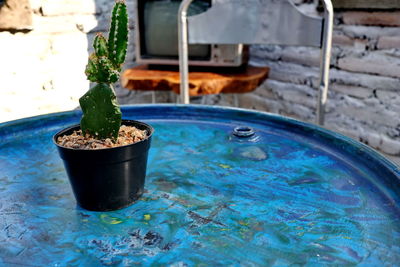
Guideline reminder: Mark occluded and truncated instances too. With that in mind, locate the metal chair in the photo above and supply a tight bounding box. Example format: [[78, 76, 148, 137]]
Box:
[[178, 0, 333, 125]]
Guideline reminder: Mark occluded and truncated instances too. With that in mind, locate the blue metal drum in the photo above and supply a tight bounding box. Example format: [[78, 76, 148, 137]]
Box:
[[0, 105, 399, 266]]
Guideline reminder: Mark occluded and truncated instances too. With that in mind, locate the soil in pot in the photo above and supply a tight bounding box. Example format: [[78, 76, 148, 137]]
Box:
[[56, 124, 147, 149]]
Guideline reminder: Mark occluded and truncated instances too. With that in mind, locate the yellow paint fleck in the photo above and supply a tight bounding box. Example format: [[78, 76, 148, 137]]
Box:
[[220, 228, 230, 231], [343, 236, 352, 240], [144, 214, 151, 221], [82, 219, 88, 222], [218, 164, 231, 169], [238, 220, 249, 226], [100, 214, 123, 224]]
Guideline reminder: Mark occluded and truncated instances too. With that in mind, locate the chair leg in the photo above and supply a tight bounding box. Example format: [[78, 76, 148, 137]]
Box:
[[168, 91, 175, 103], [233, 94, 239, 107], [317, 0, 334, 126], [201, 95, 207, 105]]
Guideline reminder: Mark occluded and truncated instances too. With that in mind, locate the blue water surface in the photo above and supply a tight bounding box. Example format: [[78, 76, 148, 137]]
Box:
[[0, 105, 399, 266]]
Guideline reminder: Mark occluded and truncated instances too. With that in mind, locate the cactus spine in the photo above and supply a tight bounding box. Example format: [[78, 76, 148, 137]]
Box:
[[80, 0, 128, 140]]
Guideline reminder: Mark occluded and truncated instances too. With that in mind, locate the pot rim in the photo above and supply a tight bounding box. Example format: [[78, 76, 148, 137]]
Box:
[[53, 119, 154, 151]]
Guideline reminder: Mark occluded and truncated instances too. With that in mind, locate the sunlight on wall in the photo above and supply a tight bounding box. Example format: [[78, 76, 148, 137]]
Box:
[[0, 0, 97, 123]]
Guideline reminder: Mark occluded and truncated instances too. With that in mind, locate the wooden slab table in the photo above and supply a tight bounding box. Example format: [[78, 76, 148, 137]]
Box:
[[121, 64, 269, 96]]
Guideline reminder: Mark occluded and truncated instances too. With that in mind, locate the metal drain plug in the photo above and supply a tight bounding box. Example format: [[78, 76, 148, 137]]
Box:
[[233, 126, 255, 138]]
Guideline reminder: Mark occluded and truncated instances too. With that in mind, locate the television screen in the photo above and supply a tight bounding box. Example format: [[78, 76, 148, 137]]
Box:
[[140, 0, 211, 59]]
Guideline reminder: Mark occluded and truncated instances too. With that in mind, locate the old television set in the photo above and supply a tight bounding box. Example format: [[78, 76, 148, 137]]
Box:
[[135, 0, 248, 67]]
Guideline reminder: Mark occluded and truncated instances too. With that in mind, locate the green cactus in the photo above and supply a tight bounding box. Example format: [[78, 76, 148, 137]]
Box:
[[80, 0, 128, 140], [85, 54, 119, 84], [80, 83, 122, 139], [108, 1, 128, 69], [93, 33, 108, 57]]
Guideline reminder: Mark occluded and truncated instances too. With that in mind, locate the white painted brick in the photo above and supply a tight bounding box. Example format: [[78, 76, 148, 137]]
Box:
[[280, 46, 321, 67], [30, 0, 43, 13], [363, 97, 381, 107], [75, 15, 98, 33], [330, 69, 400, 91], [252, 83, 276, 99], [0, 32, 52, 62], [239, 94, 283, 114], [50, 32, 88, 56], [266, 79, 317, 97], [264, 80, 317, 110], [249, 59, 319, 86], [338, 94, 366, 109], [40, 0, 97, 16], [338, 52, 400, 78], [330, 84, 373, 99], [361, 132, 382, 150], [283, 103, 314, 121], [332, 97, 400, 129], [376, 90, 400, 102], [240, 91, 315, 122], [337, 25, 400, 40], [377, 36, 400, 50], [353, 39, 369, 51], [239, 94, 269, 112], [252, 45, 341, 68], [31, 14, 84, 34], [216, 94, 235, 106], [343, 12, 400, 27], [332, 33, 354, 47], [380, 135, 400, 155]]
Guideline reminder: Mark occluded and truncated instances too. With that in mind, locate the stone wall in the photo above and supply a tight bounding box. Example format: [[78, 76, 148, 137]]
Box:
[[0, 0, 399, 164]]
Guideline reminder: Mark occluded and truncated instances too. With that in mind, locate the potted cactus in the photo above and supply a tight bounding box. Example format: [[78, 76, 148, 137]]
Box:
[[53, 0, 153, 211]]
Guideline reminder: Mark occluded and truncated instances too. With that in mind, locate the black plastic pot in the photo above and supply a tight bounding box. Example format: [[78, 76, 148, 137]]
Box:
[[53, 120, 153, 211]]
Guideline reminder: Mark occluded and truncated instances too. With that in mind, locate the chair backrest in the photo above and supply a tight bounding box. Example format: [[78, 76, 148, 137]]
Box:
[[178, 0, 333, 125], [188, 0, 322, 47]]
